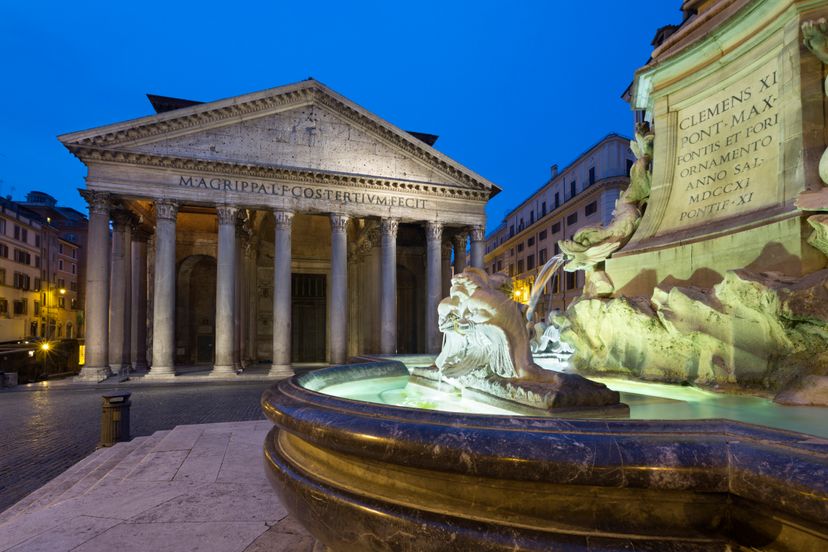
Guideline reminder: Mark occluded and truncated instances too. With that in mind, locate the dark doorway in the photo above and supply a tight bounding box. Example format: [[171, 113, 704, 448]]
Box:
[[397, 265, 420, 354], [291, 273, 326, 362], [176, 255, 217, 365]]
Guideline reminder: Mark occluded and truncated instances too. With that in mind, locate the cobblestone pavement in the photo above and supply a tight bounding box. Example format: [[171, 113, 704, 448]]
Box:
[[0, 381, 273, 513]]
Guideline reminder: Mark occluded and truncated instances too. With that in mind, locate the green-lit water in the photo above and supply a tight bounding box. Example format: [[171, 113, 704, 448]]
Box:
[[321, 375, 828, 438]]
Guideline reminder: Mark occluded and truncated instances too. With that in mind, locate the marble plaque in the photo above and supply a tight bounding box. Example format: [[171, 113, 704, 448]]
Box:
[[660, 58, 781, 233]]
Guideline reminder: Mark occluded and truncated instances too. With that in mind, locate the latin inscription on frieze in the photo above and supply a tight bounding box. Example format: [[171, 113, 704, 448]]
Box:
[[660, 59, 780, 231], [177, 175, 428, 209]]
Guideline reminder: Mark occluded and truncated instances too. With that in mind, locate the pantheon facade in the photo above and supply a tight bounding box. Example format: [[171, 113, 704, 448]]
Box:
[[59, 80, 497, 381]]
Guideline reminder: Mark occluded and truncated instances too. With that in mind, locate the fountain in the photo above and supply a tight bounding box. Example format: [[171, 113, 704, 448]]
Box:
[[262, 266, 828, 550]]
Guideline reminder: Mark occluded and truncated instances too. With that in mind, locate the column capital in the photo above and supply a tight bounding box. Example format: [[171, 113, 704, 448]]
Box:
[[154, 200, 179, 221], [216, 205, 239, 225], [469, 225, 485, 241], [274, 209, 294, 229], [424, 221, 443, 242], [380, 217, 399, 239], [110, 209, 134, 229], [330, 213, 349, 234], [442, 241, 453, 256], [452, 232, 468, 247], [79, 189, 111, 215]]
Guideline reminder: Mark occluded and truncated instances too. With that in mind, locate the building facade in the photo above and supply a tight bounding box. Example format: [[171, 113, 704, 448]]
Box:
[[59, 80, 497, 382], [484, 134, 635, 319], [0, 196, 84, 342]]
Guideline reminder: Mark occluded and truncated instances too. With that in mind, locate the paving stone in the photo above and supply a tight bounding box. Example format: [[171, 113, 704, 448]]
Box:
[[126, 451, 189, 482], [6, 514, 121, 552], [72, 521, 269, 552], [173, 431, 231, 483], [0, 381, 271, 513]]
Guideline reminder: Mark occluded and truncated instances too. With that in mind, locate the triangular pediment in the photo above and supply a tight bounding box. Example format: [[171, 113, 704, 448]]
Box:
[[59, 80, 498, 194]]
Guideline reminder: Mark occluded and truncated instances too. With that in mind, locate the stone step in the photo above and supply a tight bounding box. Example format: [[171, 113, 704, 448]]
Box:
[[0, 442, 126, 524], [0, 430, 173, 523], [89, 430, 171, 489]]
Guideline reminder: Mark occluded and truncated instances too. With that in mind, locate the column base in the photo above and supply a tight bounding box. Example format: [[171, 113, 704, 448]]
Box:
[[269, 364, 294, 378], [144, 367, 177, 379], [211, 364, 237, 377], [131, 361, 148, 373], [74, 366, 111, 383]]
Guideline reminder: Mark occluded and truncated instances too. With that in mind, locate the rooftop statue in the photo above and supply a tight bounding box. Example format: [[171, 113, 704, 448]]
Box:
[[414, 268, 623, 415]]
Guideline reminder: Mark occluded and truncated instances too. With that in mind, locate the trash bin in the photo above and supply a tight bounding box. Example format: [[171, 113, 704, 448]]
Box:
[[99, 392, 131, 447]]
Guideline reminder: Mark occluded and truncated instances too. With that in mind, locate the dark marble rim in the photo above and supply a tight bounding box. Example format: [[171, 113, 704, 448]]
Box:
[[262, 359, 828, 526]]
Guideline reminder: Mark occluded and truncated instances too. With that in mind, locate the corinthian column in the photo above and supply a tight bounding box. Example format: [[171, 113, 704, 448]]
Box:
[[379, 218, 398, 355], [108, 211, 131, 375], [131, 228, 149, 372], [453, 232, 467, 275], [147, 200, 178, 378], [76, 190, 111, 382], [212, 205, 238, 376], [270, 209, 294, 376], [424, 221, 443, 354], [469, 225, 485, 269], [441, 241, 452, 298], [329, 213, 349, 364]]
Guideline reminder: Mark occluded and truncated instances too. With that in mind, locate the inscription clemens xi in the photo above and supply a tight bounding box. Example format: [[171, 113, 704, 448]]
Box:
[[664, 62, 780, 230]]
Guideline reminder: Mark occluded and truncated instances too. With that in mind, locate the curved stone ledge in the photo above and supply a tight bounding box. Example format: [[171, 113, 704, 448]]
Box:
[[262, 359, 828, 550]]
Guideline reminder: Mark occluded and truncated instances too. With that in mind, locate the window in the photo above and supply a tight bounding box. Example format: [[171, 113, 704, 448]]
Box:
[[58, 278, 65, 288], [570, 181, 577, 198], [35, 255, 41, 268], [0, 219, 5, 234], [509, 225, 515, 237], [519, 219, 524, 231], [14, 249, 31, 265], [585, 201, 598, 216], [70, 281, 78, 291], [627, 159, 634, 174], [33, 301, 40, 316], [13, 299, 26, 315], [552, 276, 560, 294], [588, 167, 595, 185], [530, 211, 535, 224], [33, 278, 41, 291], [13, 272, 30, 290], [508, 264, 515, 277], [71, 263, 76, 275], [35, 235, 40, 247], [554, 242, 561, 255], [497, 260, 503, 271], [71, 248, 76, 259], [0, 244, 7, 258], [510, 248, 514, 257], [0, 268, 4, 285], [527, 255, 535, 270], [528, 237, 535, 247], [567, 213, 578, 225], [566, 271, 577, 290], [71, 298, 78, 310], [539, 248, 547, 264], [554, 192, 560, 208], [0, 299, 6, 314], [13, 225, 20, 240], [551, 222, 561, 234], [59, 259, 64, 270], [541, 202, 547, 217], [58, 297, 65, 309], [517, 260, 525, 274], [539, 230, 547, 241], [517, 243, 524, 253], [59, 243, 64, 254]]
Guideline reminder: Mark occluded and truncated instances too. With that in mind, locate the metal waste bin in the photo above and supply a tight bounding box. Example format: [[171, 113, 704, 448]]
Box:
[[99, 392, 131, 447]]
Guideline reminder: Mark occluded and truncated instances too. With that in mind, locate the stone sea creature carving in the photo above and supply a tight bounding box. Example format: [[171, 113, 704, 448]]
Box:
[[416, 268, 622, 413], [558, 122, 654, 287], [529, 316, 575, 355]]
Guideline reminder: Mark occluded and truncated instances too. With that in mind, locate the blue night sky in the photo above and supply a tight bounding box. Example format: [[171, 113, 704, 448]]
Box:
[[1, 1, 680, 230]]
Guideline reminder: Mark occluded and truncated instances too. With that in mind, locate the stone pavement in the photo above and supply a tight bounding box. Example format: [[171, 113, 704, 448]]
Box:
[[0, 421, 315, 552], [0, 380, 276, 513]]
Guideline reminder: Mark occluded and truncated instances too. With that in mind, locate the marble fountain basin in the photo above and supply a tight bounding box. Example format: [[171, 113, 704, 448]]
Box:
[[262, 358, 828, 551]]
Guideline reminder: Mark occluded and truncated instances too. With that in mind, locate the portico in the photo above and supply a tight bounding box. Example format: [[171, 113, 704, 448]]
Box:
[[60, 80, 497, 381]]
